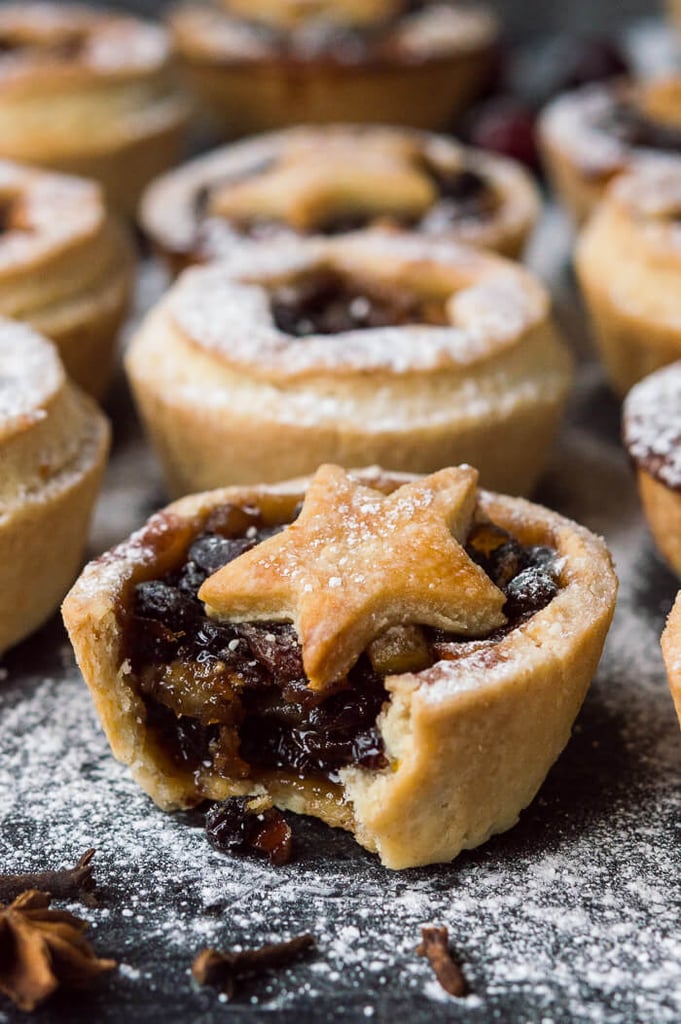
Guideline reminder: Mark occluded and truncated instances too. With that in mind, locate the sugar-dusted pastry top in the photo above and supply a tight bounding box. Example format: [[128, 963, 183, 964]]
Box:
[[0, 318, 105, 509], [0, 2, 172, 89], [163, 233, 548, 381], [141, 126, 539, 265], [624, 361, 681, 492], [170, 0, 498, 65], [0, 160, 109, 272], [540, 77, 681, 179]]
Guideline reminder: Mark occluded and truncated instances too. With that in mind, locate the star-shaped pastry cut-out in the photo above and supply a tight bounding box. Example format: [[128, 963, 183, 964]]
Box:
[[199, 464, 507, 691]]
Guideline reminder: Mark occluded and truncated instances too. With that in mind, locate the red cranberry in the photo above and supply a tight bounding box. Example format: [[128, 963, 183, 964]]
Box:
[[465, 98, 539, 172]]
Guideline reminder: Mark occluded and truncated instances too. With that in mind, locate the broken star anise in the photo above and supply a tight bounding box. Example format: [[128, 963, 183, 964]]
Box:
[[0, 890, 116, 1012]]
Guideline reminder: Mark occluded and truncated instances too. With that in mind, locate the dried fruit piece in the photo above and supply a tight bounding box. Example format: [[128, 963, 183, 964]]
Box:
[[206, 796, 293, 866]]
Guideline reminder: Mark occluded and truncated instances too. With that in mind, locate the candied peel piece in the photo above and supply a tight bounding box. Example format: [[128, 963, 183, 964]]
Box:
[[199, 465, 507, 691]]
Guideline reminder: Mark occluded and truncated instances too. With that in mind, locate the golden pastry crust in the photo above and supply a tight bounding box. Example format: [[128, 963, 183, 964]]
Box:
[[141, 125, 540, 272], [0, 318, 109, 655], [661, 593, 681, 727], [0, 160, 134, 399], [126, 232, 572, 497], [0, 3, 189, 216], [539, 77, 681, 225], [577, 159, 681, 395], [62, 465, 618, 869], [623, 361, 681, 574], [170, 1, 498, 135]]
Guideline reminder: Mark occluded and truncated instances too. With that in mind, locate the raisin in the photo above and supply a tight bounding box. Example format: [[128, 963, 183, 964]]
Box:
[[206, 797, 293, 866], [504, 568, 558, 622]]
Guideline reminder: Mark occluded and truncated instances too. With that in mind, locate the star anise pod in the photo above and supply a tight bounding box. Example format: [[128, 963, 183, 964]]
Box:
[[0, 890, 116, 1012]]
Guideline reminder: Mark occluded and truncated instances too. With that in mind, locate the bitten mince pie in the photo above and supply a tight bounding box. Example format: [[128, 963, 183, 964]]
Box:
[[125, 232, 572, 498], [169, 0, 499, 136], [0, 318, 109, 656], [539, 76, 681, 224], [661, 593, 681, 728], [141, 125, 540, 274], [0, 160, 133, 399], [577, 159, 681, 395], [0, 2, 189, 217], [62, 464, 618, 869], [623, 361, 681, 575]]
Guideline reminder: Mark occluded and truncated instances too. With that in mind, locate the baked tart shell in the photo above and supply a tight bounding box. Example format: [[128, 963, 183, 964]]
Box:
[[63, 469, 617, 869]]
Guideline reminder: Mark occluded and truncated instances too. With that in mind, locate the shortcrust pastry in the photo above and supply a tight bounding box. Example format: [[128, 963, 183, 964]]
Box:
[[577, 159, 681, 395], [661, 593, 681, 727], [0, 160, 133, 399], [0, 318, 109, 656], [539, 76, 681, 224], [623, 361, 681, 575], [125, 232, 572, 497], [169, 0, 498, 135], [62, 464, 617, 869], [141, 125, 540, 273], [0, 3, 189, 216]]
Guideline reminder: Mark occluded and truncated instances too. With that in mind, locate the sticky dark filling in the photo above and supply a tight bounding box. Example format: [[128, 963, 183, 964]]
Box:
[[125, 504, 560, 787], [269, 270, 448, 337], [601, 102, 681, 153]]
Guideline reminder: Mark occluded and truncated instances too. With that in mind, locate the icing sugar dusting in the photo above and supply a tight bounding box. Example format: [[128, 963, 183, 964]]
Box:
[[0, 361, 679, 1021], [623, 361, 681, 490]]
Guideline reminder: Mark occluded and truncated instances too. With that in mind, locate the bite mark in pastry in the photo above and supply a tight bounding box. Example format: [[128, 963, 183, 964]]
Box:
[[539, 76, 681, 224], [62, 464, 618, 869], [0, 318, 109, 656], [0, 3, 190, 216], [577, 160, 681, 395], [169, 0, 499, 135], [0, 160, 133, 399], [125, 232, 572, 497], [141, 125, 540, 272], [623, 361, 681, 574]]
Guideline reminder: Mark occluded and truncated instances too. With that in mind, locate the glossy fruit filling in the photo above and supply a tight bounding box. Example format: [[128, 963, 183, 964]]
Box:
[[126, 505, 560, 787]]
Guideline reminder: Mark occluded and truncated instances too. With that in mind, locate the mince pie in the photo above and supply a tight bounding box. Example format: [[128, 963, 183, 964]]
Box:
[[141, 125, 540, 274], [577, 159, 681, 395], [623, 361, 681, 575], [169, 0, 499, 136], [0, 3, 189, 216], [661, 593, 681, 727], [539, 76, 681, 224], [0, 319, 109, 656], [125, 232, 572, 497], [62, 464, 617, 869], [0, 160, 133, 399]]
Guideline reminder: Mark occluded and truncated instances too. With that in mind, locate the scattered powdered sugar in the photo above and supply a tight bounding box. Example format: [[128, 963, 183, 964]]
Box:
[[623, 361, 681, 490], [0, 358, 680, 1022]]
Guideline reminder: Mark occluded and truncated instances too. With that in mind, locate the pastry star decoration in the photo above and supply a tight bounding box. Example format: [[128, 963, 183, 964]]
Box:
[[199, 464, 507, 691]]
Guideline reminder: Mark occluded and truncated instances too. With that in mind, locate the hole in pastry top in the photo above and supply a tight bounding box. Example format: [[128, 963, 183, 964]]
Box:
[[166, 233, 548, 378], [269, 267, 449, 336], [122, 466, 562, 789]]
